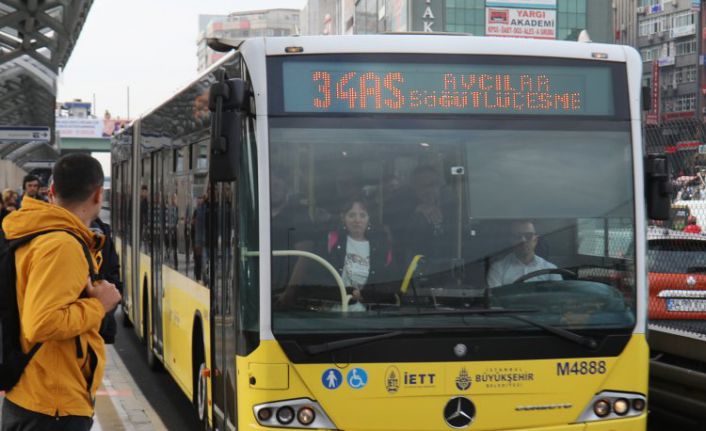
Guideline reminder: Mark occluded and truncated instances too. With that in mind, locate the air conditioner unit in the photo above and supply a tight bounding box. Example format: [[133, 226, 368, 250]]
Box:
[[637, 6, 645, 14], [672, 0, 678, 7]]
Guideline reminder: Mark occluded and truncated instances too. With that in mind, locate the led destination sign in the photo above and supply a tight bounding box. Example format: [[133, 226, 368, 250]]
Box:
[[281, 60, 615, 116]]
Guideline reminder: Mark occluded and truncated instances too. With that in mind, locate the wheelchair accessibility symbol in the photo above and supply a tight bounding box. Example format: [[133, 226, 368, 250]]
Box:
[[347, 368, 368, 389]]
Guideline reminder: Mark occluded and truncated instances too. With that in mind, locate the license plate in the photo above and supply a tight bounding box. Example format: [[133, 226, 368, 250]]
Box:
[[667, 299, 706, 312]]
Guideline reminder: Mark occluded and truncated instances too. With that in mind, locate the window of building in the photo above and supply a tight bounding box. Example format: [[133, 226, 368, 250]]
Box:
[[675, 93, 696, 112], [639, 15, 668, 36], [673, 11, 695, 28], [676, 65, 697, 83], [675, 39, 696, 56], [640, 46, 659, 61]]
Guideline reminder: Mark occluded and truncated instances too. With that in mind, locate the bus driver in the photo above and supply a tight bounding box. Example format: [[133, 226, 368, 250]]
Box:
[[486, 220, 561, 288]]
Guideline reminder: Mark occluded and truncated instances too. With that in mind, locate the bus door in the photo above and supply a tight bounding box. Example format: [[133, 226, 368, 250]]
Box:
[[210, 180, 238, 428], [120, 162, 134, 322], [151, 150, 165, 355]]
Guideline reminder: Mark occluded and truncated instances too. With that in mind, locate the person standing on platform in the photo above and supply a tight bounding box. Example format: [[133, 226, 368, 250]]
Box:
[[1, 153, 121, 431], [15, 175, 45, 209]]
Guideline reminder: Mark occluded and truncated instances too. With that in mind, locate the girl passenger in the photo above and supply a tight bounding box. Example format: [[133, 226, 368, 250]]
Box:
[[323, 198, 394, 310]]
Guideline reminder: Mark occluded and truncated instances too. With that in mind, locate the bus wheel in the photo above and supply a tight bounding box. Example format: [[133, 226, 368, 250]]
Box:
[[121, 304, 133, 328], [193, 344, 209, 429]]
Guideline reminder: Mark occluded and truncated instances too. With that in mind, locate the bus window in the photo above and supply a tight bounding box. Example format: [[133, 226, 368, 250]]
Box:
[[269, 125, 635, 331]]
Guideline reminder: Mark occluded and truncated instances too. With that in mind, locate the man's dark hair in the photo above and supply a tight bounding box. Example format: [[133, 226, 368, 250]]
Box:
[[52, 153, 104, 204], [22, 174, 39, 190]]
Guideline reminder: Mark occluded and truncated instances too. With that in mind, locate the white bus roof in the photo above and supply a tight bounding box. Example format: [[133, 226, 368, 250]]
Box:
[[243, 34, 635, 63]]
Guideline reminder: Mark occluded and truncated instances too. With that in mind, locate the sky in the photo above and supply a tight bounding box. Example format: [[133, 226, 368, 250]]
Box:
[[58, 0, 307, 120]]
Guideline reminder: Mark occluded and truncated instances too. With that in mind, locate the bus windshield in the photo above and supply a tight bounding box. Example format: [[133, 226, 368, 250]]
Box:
[[269, 117, 636, 335]]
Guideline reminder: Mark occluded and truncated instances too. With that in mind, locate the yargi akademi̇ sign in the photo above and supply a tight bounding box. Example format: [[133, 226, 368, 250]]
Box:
[[486, 8, 556, 40]]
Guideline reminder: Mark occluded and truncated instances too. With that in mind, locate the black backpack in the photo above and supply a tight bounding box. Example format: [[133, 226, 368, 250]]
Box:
[[0, 229, 96, 391]]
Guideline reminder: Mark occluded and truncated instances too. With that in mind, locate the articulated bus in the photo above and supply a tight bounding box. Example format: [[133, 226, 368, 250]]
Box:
[[112, 35, 670, 431]]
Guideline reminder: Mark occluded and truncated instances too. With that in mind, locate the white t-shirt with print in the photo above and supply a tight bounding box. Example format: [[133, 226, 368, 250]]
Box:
[[341, 237, 370, 289]]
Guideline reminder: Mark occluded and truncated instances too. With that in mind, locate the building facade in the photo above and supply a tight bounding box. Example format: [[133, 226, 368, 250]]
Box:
[[614, 0, 638, 46], [197, 9, 300, 72], [301, 0, 612, 42], [638, 0, 702, 125]]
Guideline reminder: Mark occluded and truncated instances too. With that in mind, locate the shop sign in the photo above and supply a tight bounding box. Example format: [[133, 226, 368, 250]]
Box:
[[486, 0, 556, 8], [658, 56, 675, 67], [485, 7, 556, 39], [412, 0, 444, 32]]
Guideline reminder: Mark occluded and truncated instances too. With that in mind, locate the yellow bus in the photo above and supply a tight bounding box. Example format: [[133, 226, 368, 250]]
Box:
[[112, 35, 670, 430]]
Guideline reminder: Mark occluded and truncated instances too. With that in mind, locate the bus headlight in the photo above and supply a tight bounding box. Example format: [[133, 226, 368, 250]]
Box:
[[632, 398, 646, 411], [297, 407, 316, 425], [593, 399, 611, 417], [257, 407, 272, 421], [577, 391, 647, 422], [276, 406, 294, 424], [254, 398, 336, 428], [613, 398, 630, 415]]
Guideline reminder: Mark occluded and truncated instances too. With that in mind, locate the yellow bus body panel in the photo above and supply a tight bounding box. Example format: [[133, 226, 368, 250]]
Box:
[[162, 265, 210, 401], [236, 335, 647, 430]]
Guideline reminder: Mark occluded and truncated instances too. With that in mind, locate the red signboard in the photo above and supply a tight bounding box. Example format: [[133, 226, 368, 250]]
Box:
[[646, 60, 660, 125], [663, 111, 696, 121]]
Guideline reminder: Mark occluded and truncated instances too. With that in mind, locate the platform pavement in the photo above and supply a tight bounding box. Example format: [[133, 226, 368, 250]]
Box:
[[1, 344, 166, 430]]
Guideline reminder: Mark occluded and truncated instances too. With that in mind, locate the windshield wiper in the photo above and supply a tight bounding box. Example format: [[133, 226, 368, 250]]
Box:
[[385, 308, 596, 349], [304, 330, 427, 355], [502, 313, 598, 349], [303, 308, 596, 355]]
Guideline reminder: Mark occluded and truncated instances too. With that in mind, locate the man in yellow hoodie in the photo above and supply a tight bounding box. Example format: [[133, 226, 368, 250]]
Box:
[[1, 153, 121, 430]]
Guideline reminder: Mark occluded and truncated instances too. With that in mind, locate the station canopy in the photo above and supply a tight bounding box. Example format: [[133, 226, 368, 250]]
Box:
[[0, 0, 93, 169]]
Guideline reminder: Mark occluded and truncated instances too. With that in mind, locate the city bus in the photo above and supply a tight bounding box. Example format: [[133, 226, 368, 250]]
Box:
[[112, 35, 670, 431]]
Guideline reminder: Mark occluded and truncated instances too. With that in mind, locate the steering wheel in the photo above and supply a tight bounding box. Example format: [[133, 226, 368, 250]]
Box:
[[513, 268, 577, 284]]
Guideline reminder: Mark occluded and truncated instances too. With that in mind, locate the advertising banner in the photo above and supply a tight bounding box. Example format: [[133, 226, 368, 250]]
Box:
[[56, 117, 130, 138], [486, 8, 556, 39], [486, 0, 556, 9], [55, 117, 103, 138]]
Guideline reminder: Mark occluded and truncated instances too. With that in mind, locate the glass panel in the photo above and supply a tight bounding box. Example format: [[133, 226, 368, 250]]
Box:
[[269, 119, 635, 334]]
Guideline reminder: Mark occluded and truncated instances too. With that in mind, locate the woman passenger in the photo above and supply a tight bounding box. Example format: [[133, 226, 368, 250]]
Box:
[[323, 198, 394, 310]]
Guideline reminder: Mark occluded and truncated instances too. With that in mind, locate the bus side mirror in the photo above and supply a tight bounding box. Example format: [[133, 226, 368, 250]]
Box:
[[641, 86, 651, 112], [645, 154, 671, 221], [209, 73, 249, 182]]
